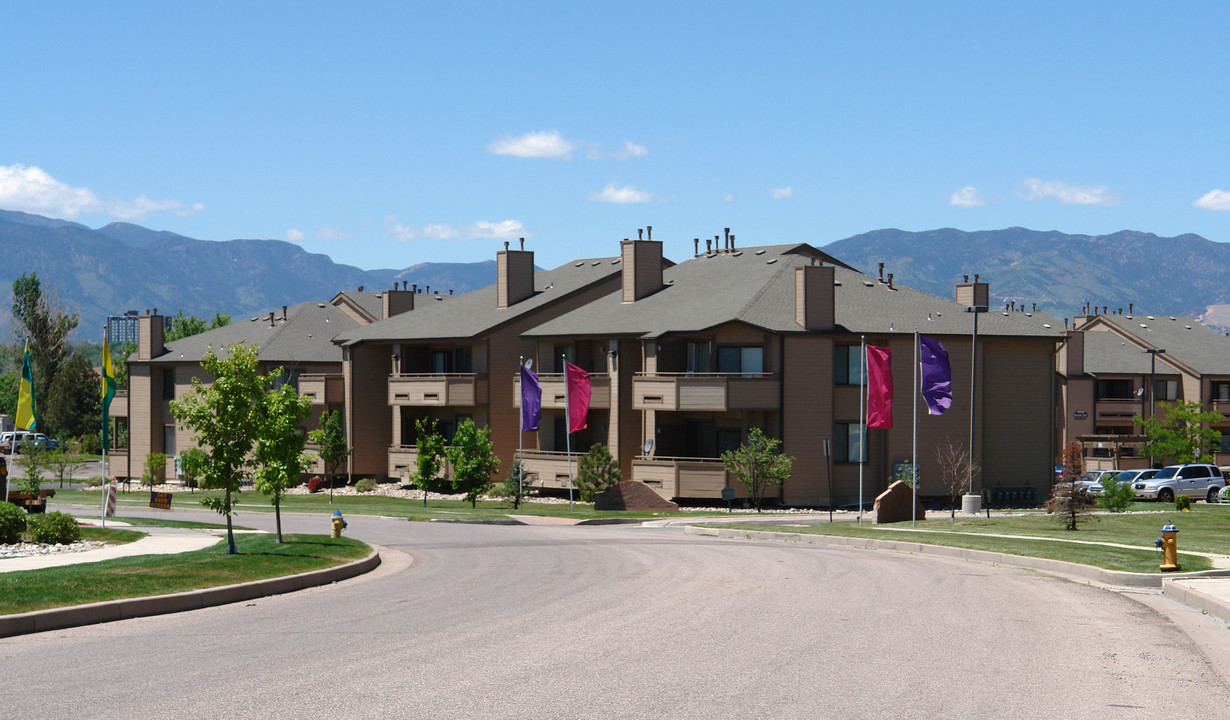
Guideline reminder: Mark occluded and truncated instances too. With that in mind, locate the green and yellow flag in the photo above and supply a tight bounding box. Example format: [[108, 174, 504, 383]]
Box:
[[101, 332, 116, 449], [16, 340, 36, 431]]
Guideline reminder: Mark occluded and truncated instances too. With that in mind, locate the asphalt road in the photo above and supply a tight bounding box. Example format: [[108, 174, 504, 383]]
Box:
[[6, 505, 1230, 719]]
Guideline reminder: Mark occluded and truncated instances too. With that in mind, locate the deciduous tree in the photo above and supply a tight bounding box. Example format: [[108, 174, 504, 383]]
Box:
[[10, 273, 77, 411], [721, 428, 793, 512], [1134, 401, 1224, 465], [254, 382, 312, 542], [308, 409, 351, 504], [446, 419, 499, 508], [165, 310, 232, 342], [410, 417, 446, 506], [936, 438, 980, 520]]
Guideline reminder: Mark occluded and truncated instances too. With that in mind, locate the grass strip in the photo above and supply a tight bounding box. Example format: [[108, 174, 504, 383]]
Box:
[[76, 516, 251, 530], [0, 533, 370, 615], [715, 521, 1213, 573]]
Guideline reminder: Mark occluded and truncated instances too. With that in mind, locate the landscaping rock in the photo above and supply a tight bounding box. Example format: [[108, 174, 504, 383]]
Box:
[[872, 480, 925, 524], [594, 480, 679, 512]]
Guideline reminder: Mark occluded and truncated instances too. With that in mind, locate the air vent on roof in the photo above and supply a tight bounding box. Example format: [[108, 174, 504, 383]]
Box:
[[1043, 323, 1052, 328], [766, 258, 777, 264], [1140, 324, 1148, 328], [1001, 312, 1009, 316], [434, 296, 443, 301], [1185, 325, 1192, 329], [591, 260, 600, 266], [863, 280, 873, 287], [317, 303, 325, 308], [732, 251, 743, 257], [834, 280, 842, 286], [1025, 313, 1032, 317], [612, 258, 621, 264], [575, 261, 585, 267], [1169, 316, 1176, 320], [1147, 315, 1155, 320], [755, 249, 766, 255], [250, 317, 258, 322]]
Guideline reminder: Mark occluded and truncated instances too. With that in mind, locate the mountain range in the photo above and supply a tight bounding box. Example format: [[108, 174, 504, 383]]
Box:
[[3, 210, 1230, 340]]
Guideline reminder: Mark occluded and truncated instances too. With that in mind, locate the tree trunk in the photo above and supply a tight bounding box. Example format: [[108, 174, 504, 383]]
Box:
[[225, 486, 237, 554], [274, 495, 283, 543]]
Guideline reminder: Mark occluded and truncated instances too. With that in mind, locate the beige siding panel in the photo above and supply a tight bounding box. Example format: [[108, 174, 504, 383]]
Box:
[[633, 377, 679, 410], [677, 463, 729, 498], [678, 379, 726, 410], [631, 461, 677, 499]]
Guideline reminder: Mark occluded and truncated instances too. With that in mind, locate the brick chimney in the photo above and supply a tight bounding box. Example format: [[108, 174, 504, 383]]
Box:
[[497, 239, 535, 308], [381, 283, 414, 319], [138, 309, 165, 360], [620, 237, 664, 303], [794, 264, 835, 331], [954, 274, 989, 308]]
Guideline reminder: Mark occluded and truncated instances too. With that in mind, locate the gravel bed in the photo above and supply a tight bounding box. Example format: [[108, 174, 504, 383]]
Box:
[[0, 540, 107, 559]]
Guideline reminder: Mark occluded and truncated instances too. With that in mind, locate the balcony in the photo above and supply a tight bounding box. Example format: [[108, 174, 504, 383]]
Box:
[[109, 391, 128, 418], [1214, 399, 1230, 418], [632, 373, 780, 412], [1094, 398, 1142, 423], [517, 450, 578, 490], [300, 374, 344, 406], [389, 373, 487, 406], [388, 445, 451, 482], [513, 374, 611, 410], [631, 456, 731, 500]]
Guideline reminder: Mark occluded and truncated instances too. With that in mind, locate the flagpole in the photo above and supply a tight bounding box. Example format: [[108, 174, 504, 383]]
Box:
[[518, 356, 524, 502], [563, 354, 574, 511], [102, 326, 109, 529], [912, 329, 918, 528], [859, 335, 865, 525]]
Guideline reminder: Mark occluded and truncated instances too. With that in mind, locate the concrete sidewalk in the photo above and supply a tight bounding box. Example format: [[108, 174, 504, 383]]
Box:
[[0, 524, 223, 573]]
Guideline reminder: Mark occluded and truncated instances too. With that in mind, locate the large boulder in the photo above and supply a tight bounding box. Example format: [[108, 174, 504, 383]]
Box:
[[872, 480, 925, 524], [594, 480, 679, 512]]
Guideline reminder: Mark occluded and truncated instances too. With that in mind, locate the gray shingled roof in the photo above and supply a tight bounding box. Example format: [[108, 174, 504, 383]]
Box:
[[525, 244, 1066, 342], [1080, 329, 1157, 375], [334, 257, 622, 345], [144, 301, 358, 364], [1087, 313, 1230, 376], [332, 291, 384, 322]]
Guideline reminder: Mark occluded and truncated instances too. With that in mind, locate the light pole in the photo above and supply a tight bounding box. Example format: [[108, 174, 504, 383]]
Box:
[[965, 304, 988, 508], [1143, 347, 1166, 420]]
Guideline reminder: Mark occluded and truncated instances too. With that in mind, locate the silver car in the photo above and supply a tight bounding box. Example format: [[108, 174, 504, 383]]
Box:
[[1133, 464, 1226, 503], [1088, 468, 1156, 497]]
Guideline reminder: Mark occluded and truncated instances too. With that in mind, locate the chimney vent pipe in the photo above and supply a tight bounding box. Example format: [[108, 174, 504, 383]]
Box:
[[519, 237, 524, 251], [637, 228, 643, 241], [878, 262, 884, 281], [647, 225, 652, 241], [694, 238, 699, 256]]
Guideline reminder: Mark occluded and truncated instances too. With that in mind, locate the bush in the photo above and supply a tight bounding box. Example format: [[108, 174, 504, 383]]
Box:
[[501, 459, 533, 509], [307, 476, 325, 493], [26, 511, 81, 544], [1097, 475, 1136, 512], [83, 475, 105, 488], [355, 478, 377, 493], [0, 502, 27, 544], [575, 444, 620, 503], [1176, 494, 1193, 511], [78, 433, 102, 455], [141, 452, 166, 488]]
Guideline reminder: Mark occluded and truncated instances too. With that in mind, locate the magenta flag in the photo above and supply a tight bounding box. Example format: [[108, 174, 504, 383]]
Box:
[[918, 335, 952, 416], [565, 362, 590, 433], [520, 365, 542, 431], [866, 344, 893, 429]]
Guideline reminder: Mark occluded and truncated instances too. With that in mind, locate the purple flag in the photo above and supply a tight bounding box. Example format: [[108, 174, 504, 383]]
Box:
[[919, 335, 952, 415], [520, 365, 542, 431]]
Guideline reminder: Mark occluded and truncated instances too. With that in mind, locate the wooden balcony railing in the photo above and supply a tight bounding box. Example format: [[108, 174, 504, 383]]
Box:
[[389, 373, 487, 406], [632, 373, 780, 412]]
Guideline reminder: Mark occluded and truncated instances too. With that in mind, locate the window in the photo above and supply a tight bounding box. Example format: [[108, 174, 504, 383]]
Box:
[[1214, 381, 1230, 402], [163, 425, 176, 455], [431, 350, 453, 375], [554, 345, 574, 370], [833, 423, 866, 463], [716, 346, 764, 374], [1154, 379, 1179, 401], [716, 429, 742, 456], [1220, 436, 1230, 454], [1096, 379, 1134, 400], [162, 368, 176, 400], [834, 346, 865, 386], [455, 347, 472, 373], [1179, 465, 1210, 479], [686, 342, 712, 374]]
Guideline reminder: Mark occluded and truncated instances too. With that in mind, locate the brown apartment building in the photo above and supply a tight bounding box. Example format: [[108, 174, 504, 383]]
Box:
[[1058, 311, 1230, 471]]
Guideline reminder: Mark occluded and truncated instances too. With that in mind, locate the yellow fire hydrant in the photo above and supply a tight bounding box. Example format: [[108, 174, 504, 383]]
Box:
[[1155, 521, 1180, 572], [331, 509, 347, 539]]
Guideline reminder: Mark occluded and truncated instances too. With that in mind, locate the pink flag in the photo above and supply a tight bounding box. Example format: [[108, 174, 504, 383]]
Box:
[[565, 362, 590, 433], [866, 344, 893, 429]]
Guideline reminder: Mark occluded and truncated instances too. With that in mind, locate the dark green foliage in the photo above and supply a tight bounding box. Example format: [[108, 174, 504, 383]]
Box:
[[1176, 495, 1193, 511], [11, 273, 77, 419], [15, 446, 48, 497], [0, 502, 26, 543], [1134, 401, 1224, 465], [411, 417, 446, 505], [165, 310, 232, 342], [446, 419, 499, 508], [253, 382, 312, 542], [501, 458, 531, 509], [178, 447, 207, 488], [355, 478, 377, 493], [721, 428, 793, 512], [575, 444, 620, 503], [1097, 474, 1136, 512], [142, 452, 167, 488], [79, 432, 101, 454], [0, 371, 16, 417], [26, 511, 81, 544], [308, 409, 351, 500], [43, 352, 100, 438]]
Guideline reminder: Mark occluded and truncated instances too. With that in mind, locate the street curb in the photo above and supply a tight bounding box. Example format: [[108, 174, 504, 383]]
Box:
[[681, 525, 1230, 588], [0, 548, 381, 638], [1161, 578, 1230, 625]]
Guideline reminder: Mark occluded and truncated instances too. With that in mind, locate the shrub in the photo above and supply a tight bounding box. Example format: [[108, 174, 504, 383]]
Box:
[[0, 502, 27, 544], [84, 475, 105, 488], [501, 459, 533, 509], [355, 478, 377, 493], [307, 476, 325, 493], [79, 432, 102, 455], [141, 452, 166, 488], [576, 444, 620, 503], [1097, 475, 1136, 512], [26, 511, 81, 544], [1176, 494, 1193, 511]]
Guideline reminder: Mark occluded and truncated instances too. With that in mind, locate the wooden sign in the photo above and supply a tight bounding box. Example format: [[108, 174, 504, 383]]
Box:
[[149, 491, 173, 510]]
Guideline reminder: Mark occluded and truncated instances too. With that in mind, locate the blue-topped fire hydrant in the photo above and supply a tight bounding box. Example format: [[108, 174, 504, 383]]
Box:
[[331, 509, 347, 539], [1154, 521, 1180, 572]]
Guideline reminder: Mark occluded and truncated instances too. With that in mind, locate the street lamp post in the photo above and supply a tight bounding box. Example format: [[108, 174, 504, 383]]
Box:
[[965, 304, 988, 511], [1143, 347, 1166, 420]]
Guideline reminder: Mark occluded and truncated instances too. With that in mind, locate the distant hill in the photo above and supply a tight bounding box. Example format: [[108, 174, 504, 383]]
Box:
[[0, 211, 504, 341], [824, 227, 1230, 328]]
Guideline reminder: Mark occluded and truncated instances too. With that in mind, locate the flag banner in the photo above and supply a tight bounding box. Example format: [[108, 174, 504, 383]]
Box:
[[565, 362, 590, 433], [866, 344, 893, 429], [16, 340, 36, 431], [520, 364, 542, 431], [919, 335, 953, 416], [102, 332, 117, 448]]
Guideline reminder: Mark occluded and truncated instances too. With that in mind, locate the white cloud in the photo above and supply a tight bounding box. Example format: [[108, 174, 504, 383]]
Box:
[[286, 228, 304, 242], [1017, 177, 1122, 207], [723, 194, 734, 203], [388, 221, 416, 243], [586, 183, 654, 204], [0, 164, 202, 220], [950, 186, 987, 207], [1193, 189, 1230, 211], [612, 141, 648, 160], [471, 220, 524, 239], [386, 217, 524, 242], [487, 130, 575, 159], [770, 186, 796, 200], [422, 223, 461, 240], [313, 227, 349, 241]]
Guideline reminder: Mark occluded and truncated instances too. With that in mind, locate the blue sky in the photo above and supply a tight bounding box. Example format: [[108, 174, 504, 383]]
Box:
[[3, 2, 1229, 272]]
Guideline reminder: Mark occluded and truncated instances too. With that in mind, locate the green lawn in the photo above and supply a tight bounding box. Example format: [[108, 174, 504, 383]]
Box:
[[0, 533, 370, 615], [713, 505, 1230, 573], [51, 488, 694, 521]]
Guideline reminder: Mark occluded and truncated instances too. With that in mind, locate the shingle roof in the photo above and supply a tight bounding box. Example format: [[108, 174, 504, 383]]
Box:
[[332, 291, 384, 322], [1085, 313, 1230, 376], [525, 244, 1066, 342], [1080, 330, 1156, 375], [145, 301, 358, 364], [334, 257, 622, 345]]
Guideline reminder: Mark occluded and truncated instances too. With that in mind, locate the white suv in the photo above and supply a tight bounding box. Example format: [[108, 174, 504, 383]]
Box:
[[1133, 464, 1226, 503]]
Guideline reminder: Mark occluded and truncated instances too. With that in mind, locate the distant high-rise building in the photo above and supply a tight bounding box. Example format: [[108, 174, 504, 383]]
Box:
[[107, 311, 168, 345]]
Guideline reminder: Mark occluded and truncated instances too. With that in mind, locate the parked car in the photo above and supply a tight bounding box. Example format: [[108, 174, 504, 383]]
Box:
[[1087, 468, 1157, 497], [1076, 469, 1117, 496], [1133, 464, 1226, 503], [29, 434, 62, 451], [0, 430, 35, 453]]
